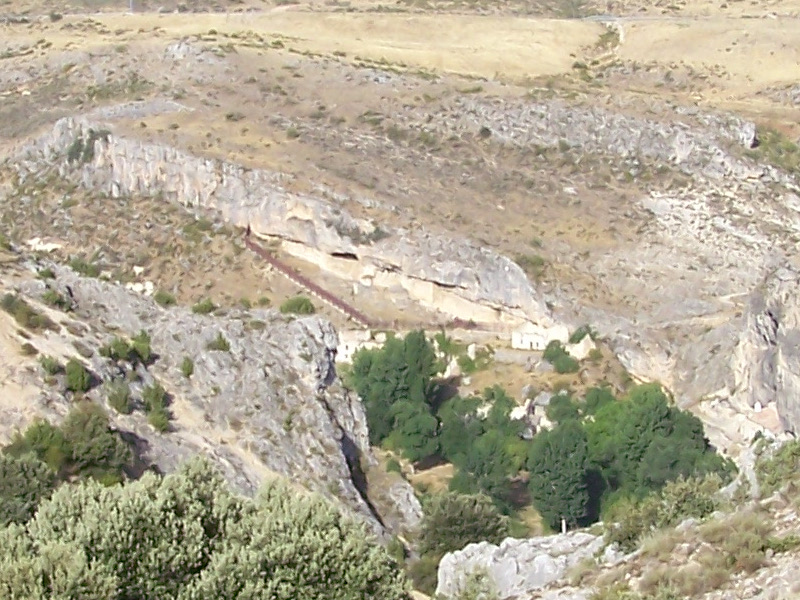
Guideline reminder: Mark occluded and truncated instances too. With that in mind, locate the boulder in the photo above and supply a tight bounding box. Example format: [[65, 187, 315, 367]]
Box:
[[435, 532, 604, 599]]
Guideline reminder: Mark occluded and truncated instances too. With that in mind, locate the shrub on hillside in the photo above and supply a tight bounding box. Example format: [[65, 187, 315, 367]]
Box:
[[106, 380, 132, 414], [3, 420, 71, 474], [412, 492, 508, 595], [0, 454, 57, 526], [553, 354, 580, 374], [153, 290, 176, 307], [543, 340, 580, 373], [1, 293, 57, 331], [181, 356, 194, 378], [130, 330, 153, 364], [42, 289, 70, 311], [100, 331, 153, 365], [65, 359, 91, 393], [604, 474, 723, 552], [279, 295, 316, 315], [755, 438, 800, 495], [38, 355, 62, 376], [206, 332, 231, 352], [4, 403, 132, 484], [143, 382, 171, 433], [68, 256, 100, 278], [192, 297, 216, 315], [60, 402, 132, 482]]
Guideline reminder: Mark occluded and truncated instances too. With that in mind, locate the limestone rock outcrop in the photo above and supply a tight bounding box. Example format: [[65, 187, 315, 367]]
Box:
[[11, 114, 554, 329], [733, 266, 800, 434], [419, 97, 767, 184], [11, 266, 422, 537], [435, 532, 604, 599]]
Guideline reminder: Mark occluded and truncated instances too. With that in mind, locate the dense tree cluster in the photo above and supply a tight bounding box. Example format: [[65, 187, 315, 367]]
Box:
[[349, 332, 733, 531], [527, 383, 734, 530], [442, 387, 527, 510], [350, 330, 440, 452], [0, 459, 409, 599], [349, 332, 525, 507]]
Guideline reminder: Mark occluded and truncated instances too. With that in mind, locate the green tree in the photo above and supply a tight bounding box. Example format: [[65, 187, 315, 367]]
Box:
[[401, 330, 439, 407], [438, 395, 484, 466], [439, 388, 527, 509], [583, 386, 615, 415], [450, 429, 516, 509], [528, 420, 591, 530], [418, 492, 509, 557], [0, 454, 56, 526], [0, 459, 409, 600], [546, 394, 580, 423], [386, 401, 439, 462], [351, 336, 405, 444], [349, 331, 439, 446]]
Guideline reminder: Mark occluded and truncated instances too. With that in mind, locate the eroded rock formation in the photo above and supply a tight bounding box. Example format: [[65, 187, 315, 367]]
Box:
[[7, 266, 422, 536], [733, 266, 800, 434], [11, 115, 555, 330]]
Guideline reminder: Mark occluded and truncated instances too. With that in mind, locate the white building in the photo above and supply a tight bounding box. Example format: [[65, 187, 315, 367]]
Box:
[[336, 330, 382, 364], [511, 322, 569, 351]]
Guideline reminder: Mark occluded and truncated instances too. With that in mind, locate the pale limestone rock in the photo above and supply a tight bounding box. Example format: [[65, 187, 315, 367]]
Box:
[[435, 532, 604, 599], [566, 335, 596, 361], [733, 267, 800, 434], [13, 117, 557, 331], [25, 237, 62, 252]]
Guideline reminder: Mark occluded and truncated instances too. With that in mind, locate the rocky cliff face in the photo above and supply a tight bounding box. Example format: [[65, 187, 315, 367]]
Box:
[[732, 266, 800, 434], [4, 264, 421, 536], [10, 112, 555, 330]]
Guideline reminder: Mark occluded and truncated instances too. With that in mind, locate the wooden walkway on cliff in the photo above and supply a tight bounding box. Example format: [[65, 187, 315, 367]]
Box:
[[244, 236, 374, 328]]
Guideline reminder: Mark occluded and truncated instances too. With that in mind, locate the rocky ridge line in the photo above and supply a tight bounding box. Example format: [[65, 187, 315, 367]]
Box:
[[9, 113, 558, 332]]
